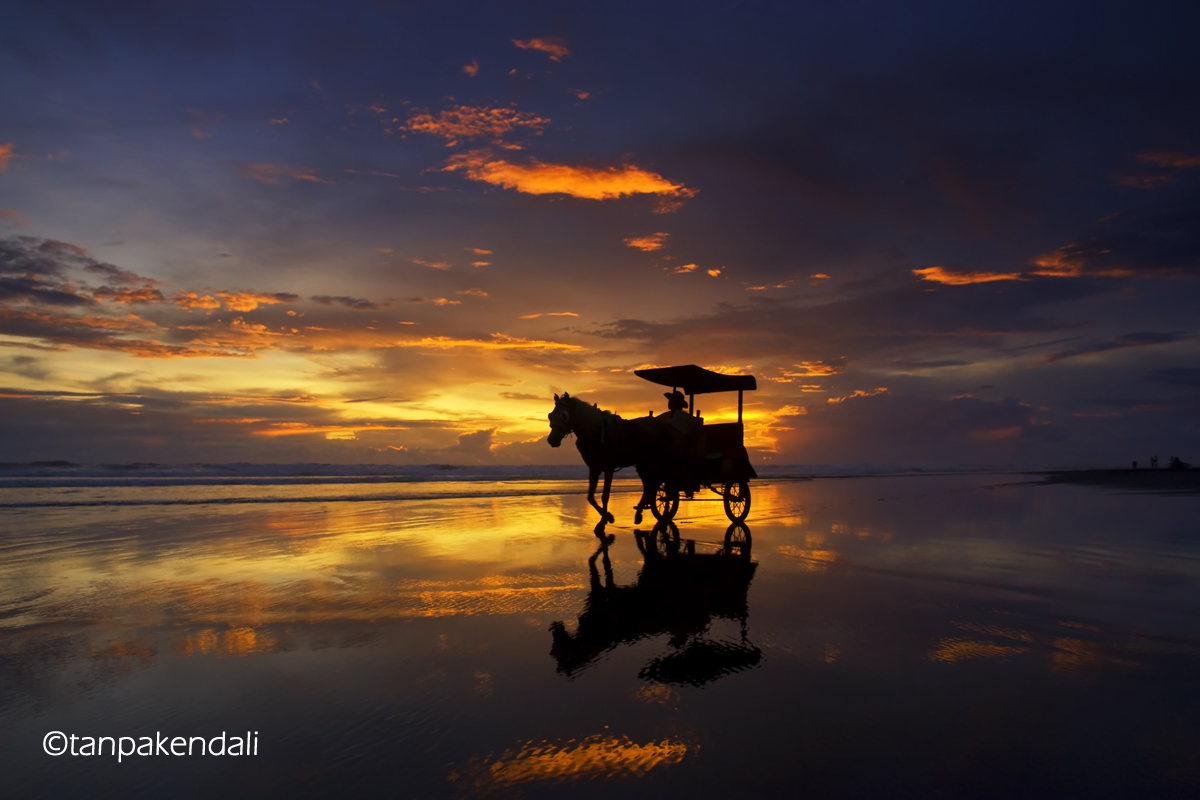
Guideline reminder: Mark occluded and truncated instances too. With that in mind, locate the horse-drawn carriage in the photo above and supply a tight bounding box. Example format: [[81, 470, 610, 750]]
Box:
[[633, 365, 757, 524], [547, 364, 757, 534]]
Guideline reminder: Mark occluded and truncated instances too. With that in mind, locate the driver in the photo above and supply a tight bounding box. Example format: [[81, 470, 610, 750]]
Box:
[[657, 390, 700, 446]]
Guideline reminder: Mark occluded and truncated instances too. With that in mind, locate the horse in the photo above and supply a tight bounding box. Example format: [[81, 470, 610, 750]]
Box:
[[547, 392, 666, 534]]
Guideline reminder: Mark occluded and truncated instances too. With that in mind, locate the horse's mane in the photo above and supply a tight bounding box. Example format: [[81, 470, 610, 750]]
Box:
[[563, 393, 623, 421]]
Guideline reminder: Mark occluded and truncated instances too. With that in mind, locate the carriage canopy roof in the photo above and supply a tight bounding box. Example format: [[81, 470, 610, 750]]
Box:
[[634, 365, 757, 395]]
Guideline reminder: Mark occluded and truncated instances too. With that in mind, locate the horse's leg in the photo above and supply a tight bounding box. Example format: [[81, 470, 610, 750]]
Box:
[[600, 469, 615, 525], [633, 463, 655, 525], [587, 467, 607, 535]]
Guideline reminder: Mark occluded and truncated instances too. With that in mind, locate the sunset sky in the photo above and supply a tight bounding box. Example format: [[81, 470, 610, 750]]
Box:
[[2, 0, 1199, 467]]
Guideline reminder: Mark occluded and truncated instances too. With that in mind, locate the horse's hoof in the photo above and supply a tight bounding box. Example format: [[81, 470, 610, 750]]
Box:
[[604, 533, 616, 546], [604, 512, 615, 524], [633, 509, 643, 525]]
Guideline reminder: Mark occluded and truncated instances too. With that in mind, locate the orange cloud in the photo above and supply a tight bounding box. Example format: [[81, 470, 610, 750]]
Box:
[[0, 308, 254, 359], [467, 247, 492, 254], [913, 266, 1027, 285], [395, 334, 583, 351], [971, 426, 1022, 442], [412, 258, 450, 270], [234, 162, 331, 184], [442, 150, 694, 200], [653, 197, 685, 214], [472, 261, 491, 267], [1136, 151, 1200, 168], [176, 317, 288, 351], [463, 60, 479, 77], [784, 358, 847, 377], [624, 232, 669, 251], [457, 288, 488, 297], [707, 268, 722, 277], [519, 311, 578, 319], [215, 291, 298, 311], [402, 105, 549, 146], [1029, 249, 1132, 278], [512, 37, 571, 61], [0, 143, 13, 172], [673, 264, 696, 273], [93, 286, 165, 304], [828, 387, 888, 403], [572, 89, 590, 100], [252, 422, 413, 438], [173, 292, 221, 310]]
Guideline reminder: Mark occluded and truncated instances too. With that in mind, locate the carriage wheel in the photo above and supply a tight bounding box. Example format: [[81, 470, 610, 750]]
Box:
[[653, 520, 680, 558], [651, 482, 679, 521], [723, 480, 751, 522], [724, 521, 752, 558]]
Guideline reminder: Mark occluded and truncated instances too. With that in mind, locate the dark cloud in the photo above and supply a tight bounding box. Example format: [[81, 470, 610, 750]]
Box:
[[0, 236, 160, 307], [771, 392, 1068, 466], [84, 262, 147, 285], [586, 278, 1103, 368], [0, 276, 94, 307], [1, 355, 51, 380], [1145, 367, 1200, 388], [93, 285, 166, 304], [1040, 332, 1195, 364], [311, 294, 385, 311], [436, 427, 497, 462], [0, 236, 89, 277], [1033, 196, 1200, 279], [887, 359, 969, 370]]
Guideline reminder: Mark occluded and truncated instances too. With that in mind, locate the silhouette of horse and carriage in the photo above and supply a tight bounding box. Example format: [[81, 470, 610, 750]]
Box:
[[550, 520, 760, 686], [548, 364, 758, 535]]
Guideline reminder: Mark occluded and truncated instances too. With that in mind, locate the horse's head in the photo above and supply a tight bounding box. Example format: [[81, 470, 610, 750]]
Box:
[[547, 392, 574, 447]]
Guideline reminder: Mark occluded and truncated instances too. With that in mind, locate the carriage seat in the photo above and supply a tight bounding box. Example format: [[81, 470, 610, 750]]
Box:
[[698, 422, 748, 461], [654, 409, 703, 457]]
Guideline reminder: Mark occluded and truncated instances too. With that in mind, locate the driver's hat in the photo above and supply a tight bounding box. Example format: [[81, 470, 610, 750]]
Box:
[[664, 390, 687, 409]]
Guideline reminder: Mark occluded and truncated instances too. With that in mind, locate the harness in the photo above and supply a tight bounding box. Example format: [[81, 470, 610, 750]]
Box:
[[599, 412, 615, 445]]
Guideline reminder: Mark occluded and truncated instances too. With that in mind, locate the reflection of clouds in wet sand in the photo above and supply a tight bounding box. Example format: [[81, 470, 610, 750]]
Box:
[[928, 618, 1154, 674], [448, 734, 691, 793], [18, 573, 586, 633]]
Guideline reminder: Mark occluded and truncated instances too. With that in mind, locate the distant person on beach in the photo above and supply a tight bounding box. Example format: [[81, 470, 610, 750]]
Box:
[[1151, 456, 1159, 469], [1132, 461, 1138, 469]]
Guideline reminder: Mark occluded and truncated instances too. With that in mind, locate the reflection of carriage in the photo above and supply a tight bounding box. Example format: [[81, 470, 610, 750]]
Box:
[[634, 365, 758, 524], [549, 521, 759, 686]]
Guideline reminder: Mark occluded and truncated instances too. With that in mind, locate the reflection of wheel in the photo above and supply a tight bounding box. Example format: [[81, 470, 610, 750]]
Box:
[[724, 522, 752, 558], [723, 480, 751, 522], [653, 521, 680, 557], [651, 482, 679, 521]]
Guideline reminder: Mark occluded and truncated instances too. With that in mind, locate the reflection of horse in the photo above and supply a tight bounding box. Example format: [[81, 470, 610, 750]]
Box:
[[547, 393, 672, 534], [549, 523, 760, 686]]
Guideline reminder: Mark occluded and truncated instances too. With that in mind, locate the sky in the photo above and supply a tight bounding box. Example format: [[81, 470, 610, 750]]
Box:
[[2, 0, 1200, 468]]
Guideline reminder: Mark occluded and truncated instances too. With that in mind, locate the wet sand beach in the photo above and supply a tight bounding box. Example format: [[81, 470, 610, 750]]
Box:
[[2, 473, 1199, 798]]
